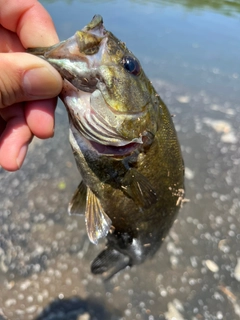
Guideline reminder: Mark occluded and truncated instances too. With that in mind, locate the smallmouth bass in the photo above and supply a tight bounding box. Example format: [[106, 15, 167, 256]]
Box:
[[28, 15, 185, 279]]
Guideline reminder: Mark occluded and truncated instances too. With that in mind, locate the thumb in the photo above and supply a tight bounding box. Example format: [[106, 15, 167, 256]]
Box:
[[0, 52, 62, 108]]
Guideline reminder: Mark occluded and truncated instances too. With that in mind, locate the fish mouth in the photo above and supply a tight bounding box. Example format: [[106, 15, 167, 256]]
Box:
[[89, 140, 140, 157], [62, 79, 144, 156], [68, 99, 142, 157], [70, 118, 141, 158]]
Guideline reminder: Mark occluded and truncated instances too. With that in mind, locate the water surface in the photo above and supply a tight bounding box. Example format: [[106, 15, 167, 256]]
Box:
[[0, 1, 240, 319]]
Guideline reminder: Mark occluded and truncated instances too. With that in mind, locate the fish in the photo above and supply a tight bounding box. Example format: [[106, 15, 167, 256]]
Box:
[[27, 15, 185, 279]]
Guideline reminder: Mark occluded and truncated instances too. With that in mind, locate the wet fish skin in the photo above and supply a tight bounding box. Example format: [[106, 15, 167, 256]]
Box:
[[27, 15, 185, 279]]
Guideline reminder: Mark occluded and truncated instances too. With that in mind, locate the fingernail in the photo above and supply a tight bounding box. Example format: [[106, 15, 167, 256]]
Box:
[[16, 144, 28, 169], [23, 67, 61, 98]]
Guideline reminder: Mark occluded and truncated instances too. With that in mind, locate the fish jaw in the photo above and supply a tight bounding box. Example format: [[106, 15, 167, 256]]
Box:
[[32, 16, 108, 93], [60, 77, 143, 155], [41, 36, 107, 93], [68, 100, 143, 158]]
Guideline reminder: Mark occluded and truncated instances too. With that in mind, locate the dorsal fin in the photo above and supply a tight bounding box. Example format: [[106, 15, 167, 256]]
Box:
[[68, 181, 87, 216], [85, 188, 112, 244], [121, 169, 157, 208]]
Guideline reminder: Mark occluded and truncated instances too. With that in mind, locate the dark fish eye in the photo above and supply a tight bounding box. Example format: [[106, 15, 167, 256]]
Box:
[[122, 56, 141, 76]]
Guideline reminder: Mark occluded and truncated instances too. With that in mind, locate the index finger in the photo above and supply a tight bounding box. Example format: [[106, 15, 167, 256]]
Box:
[[0, 0, 59, 47]]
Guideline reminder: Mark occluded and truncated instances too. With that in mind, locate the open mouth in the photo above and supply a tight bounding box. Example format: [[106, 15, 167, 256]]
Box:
[[89, 140, 140, 157], [65, 84, 144, 156]]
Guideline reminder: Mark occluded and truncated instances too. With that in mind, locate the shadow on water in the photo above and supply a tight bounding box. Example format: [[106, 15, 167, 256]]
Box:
[[35, 296, 122, 320]]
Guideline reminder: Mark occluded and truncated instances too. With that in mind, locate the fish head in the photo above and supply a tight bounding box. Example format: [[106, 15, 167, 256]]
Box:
[[32, 15, 160, 154]]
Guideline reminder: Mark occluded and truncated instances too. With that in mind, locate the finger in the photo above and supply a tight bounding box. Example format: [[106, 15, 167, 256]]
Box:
[[0, 104, 32, 171], [0, 52, 62, 108], [0, 25, 23, 52], [25, 98, 58, 139], [0, 0, 59, 47]]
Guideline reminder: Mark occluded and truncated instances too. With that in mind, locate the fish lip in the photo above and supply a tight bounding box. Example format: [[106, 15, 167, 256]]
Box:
[[89, 140, 140, 157], [70, 121, 141, 157]]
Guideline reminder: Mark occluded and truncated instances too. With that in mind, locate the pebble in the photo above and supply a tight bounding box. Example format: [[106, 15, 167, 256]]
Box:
[[205, 260, 219, 273], [176, 95, 190, 103], [165, 302, 184, 320], [203, 118, 231, 133], [221, 132, 238, 144], [234, 258, 240, 281], [185, 167, 195, 180], [77, 313, 90, 320]]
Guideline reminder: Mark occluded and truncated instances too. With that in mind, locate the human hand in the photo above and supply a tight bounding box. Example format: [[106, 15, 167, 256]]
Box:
[[0, 0, 63, 171]]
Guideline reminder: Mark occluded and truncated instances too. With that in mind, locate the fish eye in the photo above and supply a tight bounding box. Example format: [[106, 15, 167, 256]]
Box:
[[122, 56, 141, 76]]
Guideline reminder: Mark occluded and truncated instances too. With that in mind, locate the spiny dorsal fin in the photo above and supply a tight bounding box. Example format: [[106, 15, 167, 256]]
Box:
[[85, 188, 112, 244], [121, 169, 157, 208], [68, 181, 87, 216]]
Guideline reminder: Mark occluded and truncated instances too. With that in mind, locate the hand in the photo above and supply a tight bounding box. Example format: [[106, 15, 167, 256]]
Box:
[[0, 0, 63, 171]]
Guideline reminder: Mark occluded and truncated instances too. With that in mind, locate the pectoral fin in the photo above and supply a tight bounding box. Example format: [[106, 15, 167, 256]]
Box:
[[121, 169, 157, 208], [85, 188, 112, 244], [68, 181, 87, 216]]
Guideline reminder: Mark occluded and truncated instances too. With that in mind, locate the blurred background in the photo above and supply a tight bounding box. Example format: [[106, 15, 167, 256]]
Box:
[[0, 0, 240, 319]]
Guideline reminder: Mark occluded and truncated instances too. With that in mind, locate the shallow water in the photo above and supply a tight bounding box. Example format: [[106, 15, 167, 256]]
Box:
[[1, 1, 240, 319]]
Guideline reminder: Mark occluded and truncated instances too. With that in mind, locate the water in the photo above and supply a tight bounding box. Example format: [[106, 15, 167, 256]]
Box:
[[0, 1, 240, 319]]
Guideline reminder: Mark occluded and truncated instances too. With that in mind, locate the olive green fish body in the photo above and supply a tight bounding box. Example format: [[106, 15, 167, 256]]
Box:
[[27, 15, 184, 279], [71, 98, 183, 226]]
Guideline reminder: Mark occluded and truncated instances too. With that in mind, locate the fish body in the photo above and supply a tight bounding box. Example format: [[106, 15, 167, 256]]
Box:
[[28, 15, 184, 279]]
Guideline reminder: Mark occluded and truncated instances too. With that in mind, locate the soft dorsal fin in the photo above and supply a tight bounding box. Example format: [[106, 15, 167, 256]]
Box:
[[85, 188, 112, 245], [121, 169, 157, 208], [68, 181, 87, 216]]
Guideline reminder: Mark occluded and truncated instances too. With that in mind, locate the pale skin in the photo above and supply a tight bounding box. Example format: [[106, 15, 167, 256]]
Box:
[[0, 0, 63, 171]]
